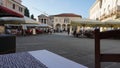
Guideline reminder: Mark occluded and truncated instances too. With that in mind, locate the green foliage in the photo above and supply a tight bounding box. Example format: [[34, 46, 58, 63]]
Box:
[[31, 14, 34, 19], [24, 8, 30, 17]]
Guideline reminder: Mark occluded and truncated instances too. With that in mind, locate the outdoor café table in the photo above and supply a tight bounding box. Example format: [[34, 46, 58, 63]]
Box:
[[0, 50, 87, 68]]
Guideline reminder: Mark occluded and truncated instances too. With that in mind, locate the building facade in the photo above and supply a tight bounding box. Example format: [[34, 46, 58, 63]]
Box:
[[38, 14, 49, 24], [0, 0, 25, 17], [49, 13, 82, 31], [89, 0, 120, 21]]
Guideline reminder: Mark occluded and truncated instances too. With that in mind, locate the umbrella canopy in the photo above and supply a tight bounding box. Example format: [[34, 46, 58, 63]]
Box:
[[71, 19, 104, 27], [0, 16, 40, 24], [103, 19, 120, 27], [24, 16, 40, 24], [36, 24, 52, 28], [0, 17, 25, 24]]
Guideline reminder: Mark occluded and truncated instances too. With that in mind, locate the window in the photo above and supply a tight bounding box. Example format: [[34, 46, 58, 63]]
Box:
[[41, 19, 43, 23], [0, 0, 3, 5], [13, 4, 15, 9], [96, 18, 99, 20], [44, 19, 46, 24], [64, 18, 69, 23], [19, 7, 23, 12], [104, 8, 106, 13], [108, 5, 110, 12], [59, 19, 62, 22]]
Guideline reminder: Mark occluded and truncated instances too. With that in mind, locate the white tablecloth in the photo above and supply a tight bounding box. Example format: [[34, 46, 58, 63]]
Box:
[[29, 50, 88, 68]]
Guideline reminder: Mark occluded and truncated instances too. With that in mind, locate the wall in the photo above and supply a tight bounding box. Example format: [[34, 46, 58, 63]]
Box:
[[0, 0, 2, 5], [52, 16, 81, 30], [89, 1, 100, 20], [89, 0, 120, 21], [13, 0, 22, 3], [1, 0, 25, 15]]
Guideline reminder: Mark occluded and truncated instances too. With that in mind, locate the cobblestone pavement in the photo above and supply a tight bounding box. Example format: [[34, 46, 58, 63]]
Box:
[[16, 33, 120, 68]]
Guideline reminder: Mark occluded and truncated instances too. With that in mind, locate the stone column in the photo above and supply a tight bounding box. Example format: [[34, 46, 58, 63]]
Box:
[[60, 24, 62, 31], [53, 24, 56, 30], [66, 24, 68, 31], [77, 26, 80, 33], [70, 26, 72, 34]]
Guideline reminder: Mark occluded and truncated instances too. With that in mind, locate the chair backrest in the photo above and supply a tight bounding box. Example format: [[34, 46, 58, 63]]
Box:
[[94, 29, 120, 68]]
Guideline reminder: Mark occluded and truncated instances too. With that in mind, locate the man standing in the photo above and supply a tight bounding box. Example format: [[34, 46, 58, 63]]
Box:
[[67, 28, 70, 35]]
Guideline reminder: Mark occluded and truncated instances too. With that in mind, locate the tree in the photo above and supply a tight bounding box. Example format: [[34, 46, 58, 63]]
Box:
[[31, 14, 34, 19], [24, 8, 30, 17]]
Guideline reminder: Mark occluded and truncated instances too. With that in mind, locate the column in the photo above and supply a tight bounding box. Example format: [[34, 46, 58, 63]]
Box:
[[53, 24, 56, 30], [60, 24, 62, 31], [66, 24, 68, 31], [70, 26, 72, 34], [77, 26, 80, 33]]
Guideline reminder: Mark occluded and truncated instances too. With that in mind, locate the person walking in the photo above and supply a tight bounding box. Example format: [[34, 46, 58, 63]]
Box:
[[67, 28, 70, 35], [73, 30, 76, 37]]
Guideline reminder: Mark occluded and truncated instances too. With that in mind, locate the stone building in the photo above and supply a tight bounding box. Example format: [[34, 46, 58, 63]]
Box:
[[0, 0, 25, 17], [38, 14, 49, 24], [49, 13, 82, 32], [89, 0, 120, 21]]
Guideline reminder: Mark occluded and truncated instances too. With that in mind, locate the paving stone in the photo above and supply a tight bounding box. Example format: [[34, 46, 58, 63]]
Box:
[[16, 33, 120, 68]]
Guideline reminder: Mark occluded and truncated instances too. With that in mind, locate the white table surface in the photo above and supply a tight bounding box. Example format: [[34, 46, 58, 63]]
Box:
[[29, 50, 88, 68]]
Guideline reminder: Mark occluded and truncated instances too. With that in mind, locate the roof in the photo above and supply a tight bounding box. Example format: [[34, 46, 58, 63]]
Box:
[[52, 13, 82, 17], [38, 14, 48, 18]]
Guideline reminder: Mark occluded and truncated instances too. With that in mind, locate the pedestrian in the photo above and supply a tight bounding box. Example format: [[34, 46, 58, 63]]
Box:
[[73, 30, 76, 37], [50, 28, 53, 34], [67, 28, 70, 35]]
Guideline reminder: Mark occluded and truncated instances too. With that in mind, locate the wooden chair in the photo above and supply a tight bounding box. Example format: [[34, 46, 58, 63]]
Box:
[[94, 29, 120, 68]]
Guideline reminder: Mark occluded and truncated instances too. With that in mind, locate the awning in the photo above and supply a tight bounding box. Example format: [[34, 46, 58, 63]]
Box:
[[0, 5, 23, 17]]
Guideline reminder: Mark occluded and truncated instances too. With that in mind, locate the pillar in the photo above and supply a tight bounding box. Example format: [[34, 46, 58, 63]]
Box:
[[70, 26, 72, 34], [77, 26, 80, 33]]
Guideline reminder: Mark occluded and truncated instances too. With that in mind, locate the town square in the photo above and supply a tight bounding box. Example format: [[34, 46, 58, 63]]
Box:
[[0, 0, 120, 68]]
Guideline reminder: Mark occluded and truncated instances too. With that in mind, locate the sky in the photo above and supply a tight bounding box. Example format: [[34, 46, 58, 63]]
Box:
[[22, 0, 95, 19]]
